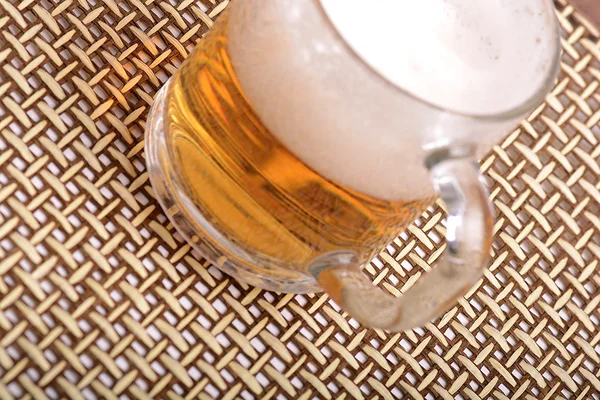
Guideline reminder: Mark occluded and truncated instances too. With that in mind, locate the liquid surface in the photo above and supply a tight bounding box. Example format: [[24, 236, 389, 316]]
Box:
[[320, 0, 557, 115], [166, 15, 432, 269]]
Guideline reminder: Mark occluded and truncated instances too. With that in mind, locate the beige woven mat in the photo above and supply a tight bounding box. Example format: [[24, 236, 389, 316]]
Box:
[[1, 0, 600, 399]]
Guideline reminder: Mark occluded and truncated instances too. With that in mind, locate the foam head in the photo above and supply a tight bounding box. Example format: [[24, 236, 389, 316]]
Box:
[[228, 0, 559, 200], [319, 0, 558, 115]]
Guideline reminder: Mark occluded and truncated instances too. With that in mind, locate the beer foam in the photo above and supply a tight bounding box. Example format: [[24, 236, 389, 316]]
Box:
[[228, 0, 558, 200], [319, 0, 556, 115]]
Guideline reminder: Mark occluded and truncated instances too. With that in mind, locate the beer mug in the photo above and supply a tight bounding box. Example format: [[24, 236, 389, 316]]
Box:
[[145, 0, 560, 331]]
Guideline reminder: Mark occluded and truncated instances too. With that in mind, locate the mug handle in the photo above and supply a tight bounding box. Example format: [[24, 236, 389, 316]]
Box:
[[310, 146, 494, 332]]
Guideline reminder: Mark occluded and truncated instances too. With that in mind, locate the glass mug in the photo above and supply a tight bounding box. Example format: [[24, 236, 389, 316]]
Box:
[[145, 0, 560, 331]]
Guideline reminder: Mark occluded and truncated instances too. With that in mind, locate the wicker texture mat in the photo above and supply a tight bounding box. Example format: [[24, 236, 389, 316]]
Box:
[[0, 0, 599, 398]]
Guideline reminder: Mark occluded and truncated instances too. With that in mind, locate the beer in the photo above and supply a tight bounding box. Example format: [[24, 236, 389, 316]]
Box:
[[162, 0, 556, 273], [147, 0, 559, 324], [165, 14, 431, 271]]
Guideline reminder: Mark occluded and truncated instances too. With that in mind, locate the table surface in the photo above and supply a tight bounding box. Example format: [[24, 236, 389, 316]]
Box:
[[1, 0, 600, 399], [570, 0, 600, 29]]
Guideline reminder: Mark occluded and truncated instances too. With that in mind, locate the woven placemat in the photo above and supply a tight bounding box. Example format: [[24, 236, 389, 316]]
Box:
[[1, 0, 600, 398]]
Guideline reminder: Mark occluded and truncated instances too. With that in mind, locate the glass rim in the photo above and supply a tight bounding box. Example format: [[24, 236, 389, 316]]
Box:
[[313, 0, 562, 122]]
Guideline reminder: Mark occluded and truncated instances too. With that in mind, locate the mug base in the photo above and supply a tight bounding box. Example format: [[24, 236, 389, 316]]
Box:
[[144, 80, 320, 294]]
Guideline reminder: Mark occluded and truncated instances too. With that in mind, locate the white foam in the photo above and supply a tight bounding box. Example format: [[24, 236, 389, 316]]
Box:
[[319, 0, 556, 115], [228, 0, 558, 200]]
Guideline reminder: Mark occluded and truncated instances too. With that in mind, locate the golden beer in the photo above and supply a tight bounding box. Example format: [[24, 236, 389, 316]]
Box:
[[147, 0, 559, 329], [163, 14, 431, 276]]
